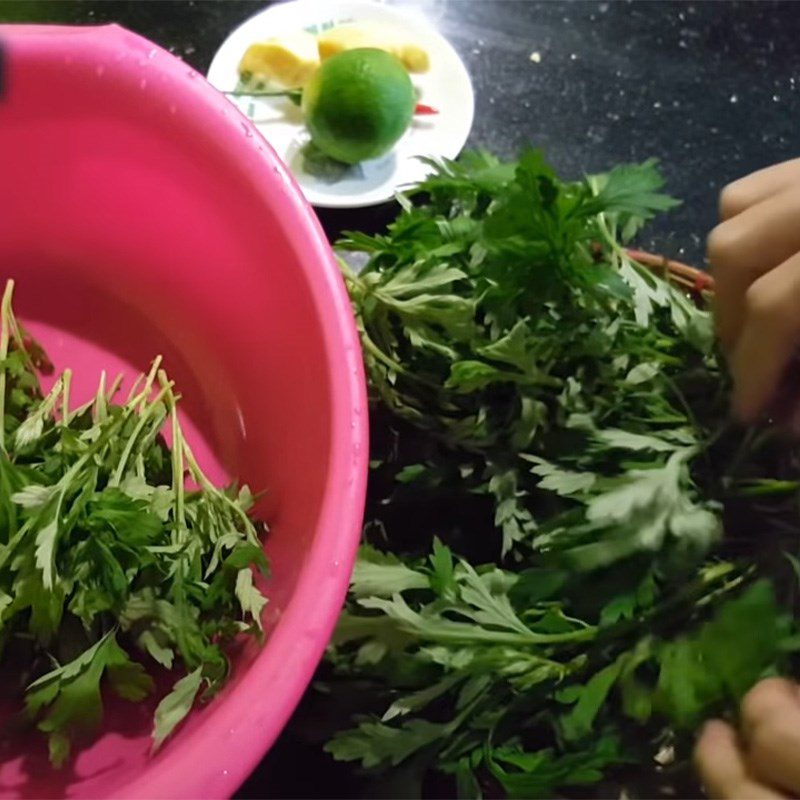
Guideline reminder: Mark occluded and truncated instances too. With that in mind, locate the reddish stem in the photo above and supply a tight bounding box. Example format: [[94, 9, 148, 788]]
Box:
[[626, 248, 714, 292]]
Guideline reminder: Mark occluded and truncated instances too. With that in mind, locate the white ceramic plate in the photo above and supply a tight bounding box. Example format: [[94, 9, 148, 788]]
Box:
[[207, 0, 474, 208]]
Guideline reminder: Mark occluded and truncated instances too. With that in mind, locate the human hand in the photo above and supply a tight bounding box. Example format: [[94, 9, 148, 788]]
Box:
[[709, 158, 800, 422], [694, 678, 800, 798]]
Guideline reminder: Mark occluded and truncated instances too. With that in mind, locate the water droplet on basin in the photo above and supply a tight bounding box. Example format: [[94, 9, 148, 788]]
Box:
[[148, 48, 158, 60], [241, 122, 253, 138], [236, 407, 247, 439]]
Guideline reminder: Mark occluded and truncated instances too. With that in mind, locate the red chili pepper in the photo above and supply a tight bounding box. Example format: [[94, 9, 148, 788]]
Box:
[[414, 103, 439, 115], [693, 273, 712, 293]]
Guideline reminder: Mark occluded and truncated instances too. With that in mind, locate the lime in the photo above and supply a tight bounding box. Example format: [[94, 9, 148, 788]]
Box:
[[302, 48, 415, 165]]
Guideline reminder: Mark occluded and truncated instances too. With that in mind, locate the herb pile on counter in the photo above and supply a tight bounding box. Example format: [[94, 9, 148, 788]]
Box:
[[0, 282, 268, 766], [300, 151, 800, 798]]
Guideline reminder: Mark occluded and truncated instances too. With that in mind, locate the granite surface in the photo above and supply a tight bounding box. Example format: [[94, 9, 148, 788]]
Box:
[[4, 0, 800, 264], [3, 1, 799, 795]]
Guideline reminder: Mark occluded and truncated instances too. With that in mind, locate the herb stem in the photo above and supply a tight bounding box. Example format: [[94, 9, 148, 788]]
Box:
[[180, 432, 260, 546], [158, 371, 186, 542], [0, 281, 15, 452], [404, 621, 597, 647], [109, 381, 172, 487], [60, 369, 72, 426], [94, 371, 107, 422], [138, 356, 163, 413], [659, 371, 698, 432], [224, 88, 301, 99]]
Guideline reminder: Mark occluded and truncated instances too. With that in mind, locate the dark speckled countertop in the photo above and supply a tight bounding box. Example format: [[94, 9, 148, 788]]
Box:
[[2, 1, 799, 795], [4, 0, 800, 266]]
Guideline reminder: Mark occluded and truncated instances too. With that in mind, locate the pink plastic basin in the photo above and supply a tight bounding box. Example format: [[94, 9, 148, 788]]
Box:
[[0, 23, 368, 799]]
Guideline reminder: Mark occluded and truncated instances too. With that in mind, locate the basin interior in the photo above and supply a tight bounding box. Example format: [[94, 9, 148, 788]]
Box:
[[0, 25, 339, 797]]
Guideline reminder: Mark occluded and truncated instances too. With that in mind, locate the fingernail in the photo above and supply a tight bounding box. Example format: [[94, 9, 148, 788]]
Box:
[[698, 719, 713, 739], [698, 718, 725, 740]]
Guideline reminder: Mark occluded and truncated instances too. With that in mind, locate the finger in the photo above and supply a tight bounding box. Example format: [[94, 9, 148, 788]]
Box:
[[741, 680, 800, 796], [709, 187, 800, 349], [695, 720, 785, 799], [720, 159, 800, 220], [729, 253, 800, 421], [741, 679, 799, 736], [695, 720, 746, 798]]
